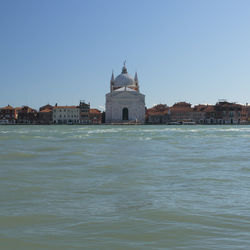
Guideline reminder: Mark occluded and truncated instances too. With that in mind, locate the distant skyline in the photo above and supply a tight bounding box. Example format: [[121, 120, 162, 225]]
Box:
[[1, 0, 250, 110]]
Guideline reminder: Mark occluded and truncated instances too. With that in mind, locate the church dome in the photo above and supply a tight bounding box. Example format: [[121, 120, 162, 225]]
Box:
[[113, 63, 136, 88], [114, 73, 135, 87]]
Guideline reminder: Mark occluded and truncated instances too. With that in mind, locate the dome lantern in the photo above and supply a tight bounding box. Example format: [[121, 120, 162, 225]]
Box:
[[122, 60, 128, 74]]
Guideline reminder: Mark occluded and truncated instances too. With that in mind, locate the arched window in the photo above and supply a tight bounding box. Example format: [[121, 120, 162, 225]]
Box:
[[122, 107, 128, 120]]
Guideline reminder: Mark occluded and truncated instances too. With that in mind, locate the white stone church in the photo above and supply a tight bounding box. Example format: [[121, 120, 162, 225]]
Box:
[[105, 63, 145, 124]]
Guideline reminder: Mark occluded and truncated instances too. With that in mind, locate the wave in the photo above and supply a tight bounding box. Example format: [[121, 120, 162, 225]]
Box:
[[0, 152, 39, 160]]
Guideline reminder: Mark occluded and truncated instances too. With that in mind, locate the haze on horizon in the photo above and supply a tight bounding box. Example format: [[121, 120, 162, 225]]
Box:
[[1, 0, 250, 110]]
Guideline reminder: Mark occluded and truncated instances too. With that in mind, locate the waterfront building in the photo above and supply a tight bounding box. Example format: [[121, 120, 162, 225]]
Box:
[[192, 105, 207, 124], [0, 105, 17, 124], [17, 106, 38, 124], [78, 100, 90, 124], [170, 102, 193, 123], [53, 105, 80, 124], [246, 105, 250, 123], [202, 105, 216, 124], [146, 104, 170, 124], [38, 109, 53, 124], [38, 104, 54, 125], [39, 104, 54, 112], [89, 109, 102, 124], [105, 62, 145, 124], [214, 101, 242, 124], [240, 105, 250, 124]]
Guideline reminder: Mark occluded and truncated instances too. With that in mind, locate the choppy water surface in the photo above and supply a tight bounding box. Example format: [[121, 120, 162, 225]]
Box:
[[1, 125, 250, 249]]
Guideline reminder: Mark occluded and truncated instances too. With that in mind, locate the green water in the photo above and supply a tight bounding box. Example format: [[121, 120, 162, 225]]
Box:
[[1, 125, 250, 249]]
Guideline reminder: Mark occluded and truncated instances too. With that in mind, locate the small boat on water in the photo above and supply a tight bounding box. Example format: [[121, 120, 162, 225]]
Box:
[[169, 121, 182, 125], [168, 121, 195, 125], [183, 121, 196, 125]]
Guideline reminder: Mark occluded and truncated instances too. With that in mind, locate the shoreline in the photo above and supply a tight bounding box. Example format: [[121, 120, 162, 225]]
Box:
[[1, 123, 250, 126]]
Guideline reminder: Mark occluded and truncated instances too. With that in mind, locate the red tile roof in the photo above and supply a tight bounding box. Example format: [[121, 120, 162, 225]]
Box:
[[39, 109, 52, 113], [172, 102, 192, 108], [147, 110, 169, 116], [90, 109, 101, 114], [0, 105, 14, 110], [147, 104, 168, 111], [204, 105, 215, 112]]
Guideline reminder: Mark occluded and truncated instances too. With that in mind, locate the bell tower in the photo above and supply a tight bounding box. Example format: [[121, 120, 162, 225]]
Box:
[[110, 71, 114, 92]]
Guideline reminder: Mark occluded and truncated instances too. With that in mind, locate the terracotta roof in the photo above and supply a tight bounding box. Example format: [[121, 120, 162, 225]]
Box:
[[172, 102, 192, 108], [21, 105, 32, 109], [170, 107, 193, 112], [147, 104, 169, 113], [17, 106, 37, 113], [147, 110, 169, 116], [39, 109, 52, 113], [0, 105, 14, 110], [90, 109, 101, 114], [39, 104, 54, 111], [204, 105, 215, 112], [193, 105, 207, 111]]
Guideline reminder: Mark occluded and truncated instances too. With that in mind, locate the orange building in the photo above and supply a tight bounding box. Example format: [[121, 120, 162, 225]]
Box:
[[192, 104, 207, 124], [0, 105, 17, 124], [146, 104, 170, 124], [89, 109, 102, 124], [241, 105, 250, 124], [17, 106, 38, 124], [169, 102, 193, 123]]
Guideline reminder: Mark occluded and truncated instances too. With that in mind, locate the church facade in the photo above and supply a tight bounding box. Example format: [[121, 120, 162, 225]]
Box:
[[105, 63, 145, 124]]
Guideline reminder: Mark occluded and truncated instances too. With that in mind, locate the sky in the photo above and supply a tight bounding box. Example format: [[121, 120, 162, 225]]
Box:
[[1, 0, 250, 110]]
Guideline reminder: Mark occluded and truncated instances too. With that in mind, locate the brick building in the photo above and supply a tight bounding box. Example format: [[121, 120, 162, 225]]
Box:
[[89, 109, 102, 124], [169, 102, 193, 123], [192, 105, 207, 124], [0, 105, 17, 124], [146, 104, 170, 124], [214, 101, 242, 124], [78, 101, 90, 124], [240, 105, 250, 124], [37, 104, 53, 125], [17, 106, 38, 124]]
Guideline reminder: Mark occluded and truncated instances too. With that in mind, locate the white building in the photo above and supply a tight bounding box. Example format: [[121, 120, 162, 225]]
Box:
[[105, 63, 145, 124], [53, 106, 80, 124]]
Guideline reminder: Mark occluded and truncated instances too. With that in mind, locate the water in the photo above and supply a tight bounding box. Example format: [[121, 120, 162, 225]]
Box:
[[1, 125, 250, 249]]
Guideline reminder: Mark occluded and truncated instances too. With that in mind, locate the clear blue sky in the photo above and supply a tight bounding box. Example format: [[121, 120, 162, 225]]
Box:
[[1, 0, 250, 110]]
